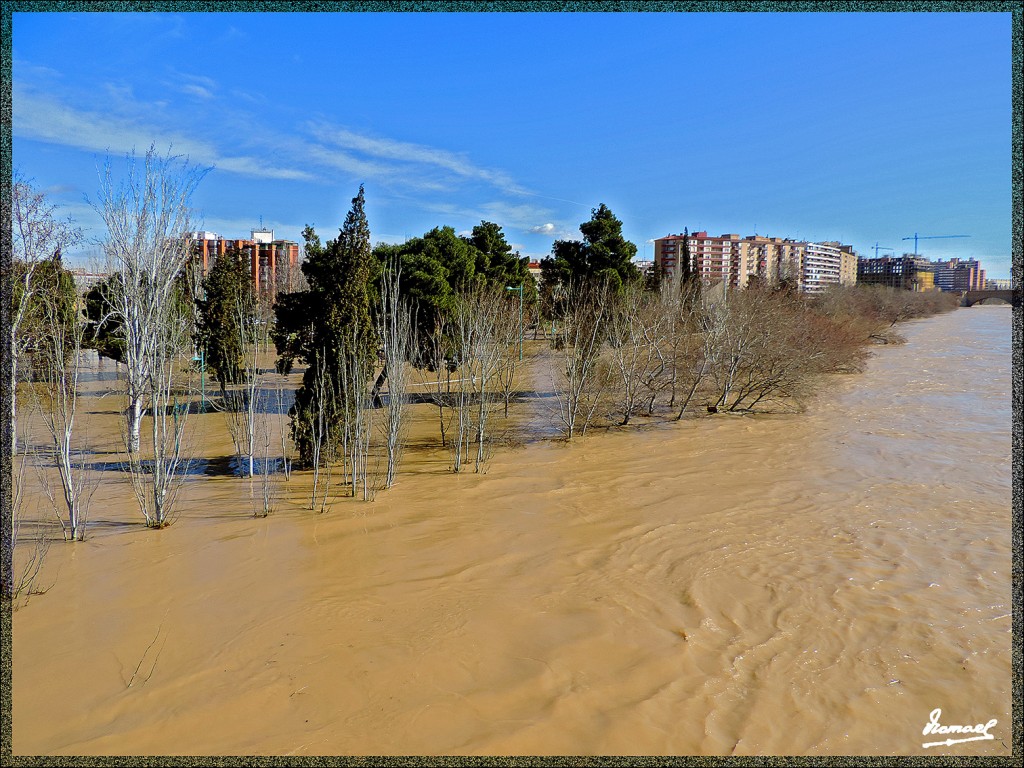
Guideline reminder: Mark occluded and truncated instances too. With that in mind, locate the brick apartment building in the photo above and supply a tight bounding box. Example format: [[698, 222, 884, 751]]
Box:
[[931, 258, 986, 292], [653, 232, 856, 294], [190, 228, 301, 296]]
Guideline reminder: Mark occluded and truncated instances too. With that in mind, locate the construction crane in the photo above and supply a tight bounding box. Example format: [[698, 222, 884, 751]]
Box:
[[872, 243, 894, 258], [902, 233, 971, 257]]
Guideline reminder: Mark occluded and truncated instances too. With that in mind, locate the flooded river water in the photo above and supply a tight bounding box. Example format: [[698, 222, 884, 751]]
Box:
[[11, 305, 1013, 756]]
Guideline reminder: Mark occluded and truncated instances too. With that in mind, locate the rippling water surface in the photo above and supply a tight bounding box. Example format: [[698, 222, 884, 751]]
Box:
[[13, 306, 1013, 756]]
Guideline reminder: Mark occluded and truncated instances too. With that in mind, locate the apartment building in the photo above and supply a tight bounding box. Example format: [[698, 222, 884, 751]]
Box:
[[191, 228, 301, 296], [857, 254, 935, 291], [931, 258, 986, 292], [802, 242, 844, 294], [737, 235, 803, 288], [653, 231, 853, 294], [654, 232, 751, 290], [838, 244, 858, 286]]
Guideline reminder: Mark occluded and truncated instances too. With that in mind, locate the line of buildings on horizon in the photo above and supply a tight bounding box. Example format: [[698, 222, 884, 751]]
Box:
[[634, 230, 1007, 296], [70, 225, 1009, 299]]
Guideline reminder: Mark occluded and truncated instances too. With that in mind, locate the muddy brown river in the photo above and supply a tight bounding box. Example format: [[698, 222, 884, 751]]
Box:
[[11, 305, 1013, 756]]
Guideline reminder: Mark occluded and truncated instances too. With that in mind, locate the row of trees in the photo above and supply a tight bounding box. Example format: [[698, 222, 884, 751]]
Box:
[[547, 278, 886, 439], [7, 148, 209, 576], [6, 151, 961, 601], [548, 269, 961, 439]]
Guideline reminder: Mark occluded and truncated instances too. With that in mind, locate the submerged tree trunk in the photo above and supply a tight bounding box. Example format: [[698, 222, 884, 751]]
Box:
[[370, 364, 388, 408], [126, 394, 143, 455]]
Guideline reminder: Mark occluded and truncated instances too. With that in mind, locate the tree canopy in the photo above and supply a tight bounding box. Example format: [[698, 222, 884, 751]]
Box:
[[83, 275, 126, 363], [371, 221, 533, 365], [540, 204, 640, 294], [18, 252, 80, 376]]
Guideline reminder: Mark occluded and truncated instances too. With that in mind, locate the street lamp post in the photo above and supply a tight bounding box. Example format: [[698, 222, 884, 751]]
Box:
[[191, 346, 205, 410], [506, 284, 523, 361]]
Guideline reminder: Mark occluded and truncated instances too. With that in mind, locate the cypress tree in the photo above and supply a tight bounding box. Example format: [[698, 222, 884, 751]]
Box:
[[274, 185, 377, 465], [681, 227, 692, 284], [195, 248, 256, 393]]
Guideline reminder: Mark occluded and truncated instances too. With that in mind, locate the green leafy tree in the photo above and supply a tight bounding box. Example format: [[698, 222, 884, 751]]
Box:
[[86, 269, 196, 365], [370, 226, 476, 372], [540, 203, 640, 299], [371, 221, 533, 369], [645, 259, 665, 293], [680, 227, 693, 285], [195, 248, 257, 394], [10, 172, 82, 458], [273, 185, 377, 465], [21, 253, 80, 378], [465, 222, 528, 284], [83, 275, 126, 363], [464, 220, 537, 308]]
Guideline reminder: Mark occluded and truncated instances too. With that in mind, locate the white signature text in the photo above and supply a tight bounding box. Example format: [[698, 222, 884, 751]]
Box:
[[922, 708, 998, 748]]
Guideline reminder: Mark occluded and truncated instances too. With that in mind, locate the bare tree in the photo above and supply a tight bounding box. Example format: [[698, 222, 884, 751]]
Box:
[[414, 315, 455, 449], [250, 394, 280, 518], [449, 283, 505, 473], [94, 146, 208, 527], [94, 146, 208, 458], [30, 270, 97, 541], [9, 172, 82, 456], [274, 248, 308, 296], [223, 284, 269, 479], [338, 324, 375, 500], [273, 372, 295, 481], [495, 295, 523, 419], [667, 283, 714, 420], [129, 289, 196, 527], [3, 423, 51, 604], [607, 284, 669, 425], [450, 307, 473, 473], [471, 287, 507, 474], [377, 260, 412, 489], [551, 280, 611, 439], [704, 287, 826, 414], [306, 350, 331, 512]]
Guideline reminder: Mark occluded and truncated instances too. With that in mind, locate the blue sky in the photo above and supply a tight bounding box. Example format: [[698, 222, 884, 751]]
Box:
[[12, 10, 1013, 278]]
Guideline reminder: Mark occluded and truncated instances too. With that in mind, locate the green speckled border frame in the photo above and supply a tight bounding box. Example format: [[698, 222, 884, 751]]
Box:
[[0, 1, 1020, 765]]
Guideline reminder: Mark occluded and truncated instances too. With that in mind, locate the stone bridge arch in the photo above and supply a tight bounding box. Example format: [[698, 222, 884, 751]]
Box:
[[960, 289, 1020, 307]]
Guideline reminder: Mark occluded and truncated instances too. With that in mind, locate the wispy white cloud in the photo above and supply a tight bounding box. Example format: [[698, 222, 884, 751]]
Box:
[[41, 183, 79, 196], [416, 199, 559, 236], [302, 142, 393, 181], [230, 88, 266, 105], [214, 155, 312, 181], [13, 58, 63, 81], [167, 70, 217, 100], [15, 86, 210, 157], [478, 202, 557, 231], [14, 58, 579, 243], [308, 123, 530, 196], [14, 86, 314, 183], [179, 83, 214, 100], [184, 72, 216, 90]]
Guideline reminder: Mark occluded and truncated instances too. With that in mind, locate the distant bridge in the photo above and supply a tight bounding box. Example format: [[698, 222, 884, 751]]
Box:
[[960, 289, 1020, 307]]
